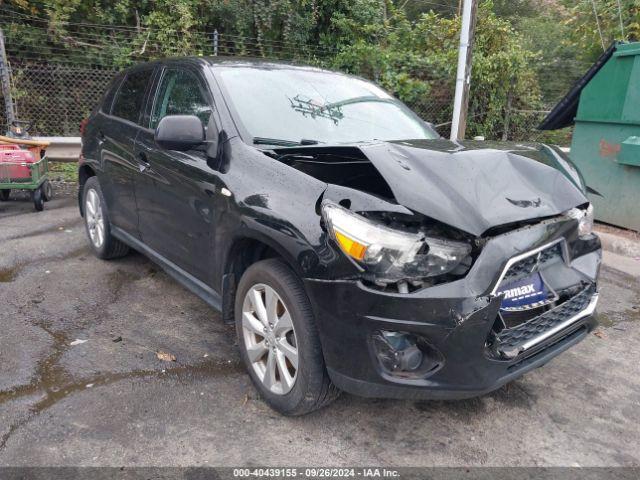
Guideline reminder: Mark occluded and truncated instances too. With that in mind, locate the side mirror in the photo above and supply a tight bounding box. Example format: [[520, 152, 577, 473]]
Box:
[[155, 115, 205, 151]]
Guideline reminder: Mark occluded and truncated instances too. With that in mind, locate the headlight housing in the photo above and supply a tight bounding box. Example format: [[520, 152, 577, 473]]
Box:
[[565, 204, 594, 237], [322, 202, 472, 284]]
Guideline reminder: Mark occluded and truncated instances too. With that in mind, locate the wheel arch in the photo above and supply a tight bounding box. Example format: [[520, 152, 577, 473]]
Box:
[[78, 163, 96, 216], [221, 235, 303, 324]]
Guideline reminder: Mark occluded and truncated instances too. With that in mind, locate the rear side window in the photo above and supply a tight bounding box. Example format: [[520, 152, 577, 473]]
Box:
[[111, 69, 152, 124], [150, 69, 212, 129], [100, 75, 123, 113]]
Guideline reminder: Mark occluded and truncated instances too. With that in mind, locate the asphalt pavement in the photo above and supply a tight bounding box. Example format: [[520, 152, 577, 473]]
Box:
[[0, 189, 639, 467]]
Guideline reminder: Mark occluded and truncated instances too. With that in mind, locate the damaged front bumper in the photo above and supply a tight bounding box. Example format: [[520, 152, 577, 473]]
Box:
[[304, 217, 601, 400]]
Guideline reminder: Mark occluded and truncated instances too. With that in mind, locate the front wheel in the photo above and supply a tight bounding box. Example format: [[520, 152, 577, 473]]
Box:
[[0, 189, 10, 201], [235, 259, 340, 415]]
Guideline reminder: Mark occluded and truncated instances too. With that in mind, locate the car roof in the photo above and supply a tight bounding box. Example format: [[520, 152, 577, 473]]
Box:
[[120, 56, 342, 76]]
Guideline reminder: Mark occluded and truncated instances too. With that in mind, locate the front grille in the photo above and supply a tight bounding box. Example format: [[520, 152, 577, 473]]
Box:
[[501, 242, 564, 284], [497, 241, 564, 322], [493, 284, 596, 359]]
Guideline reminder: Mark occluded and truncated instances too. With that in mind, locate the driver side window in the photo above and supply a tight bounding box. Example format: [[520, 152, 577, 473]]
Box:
[[150, 68, 212, 129]]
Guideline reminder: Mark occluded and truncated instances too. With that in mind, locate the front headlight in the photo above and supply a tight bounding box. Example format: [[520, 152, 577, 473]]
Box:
[[322, 202, 472, 284], [565, 204, 594, 236]]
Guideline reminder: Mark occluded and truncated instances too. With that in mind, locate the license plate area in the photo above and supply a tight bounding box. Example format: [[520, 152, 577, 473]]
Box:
[[497, 272, 558, 312]]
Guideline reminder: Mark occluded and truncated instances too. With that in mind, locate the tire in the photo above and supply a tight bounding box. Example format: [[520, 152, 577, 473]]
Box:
[[33, 188, 44, 211], [0, 189, 10, 201], [235, 258, 340, 416], [42, 180, 53, 201], [82, 176, 129, 260]]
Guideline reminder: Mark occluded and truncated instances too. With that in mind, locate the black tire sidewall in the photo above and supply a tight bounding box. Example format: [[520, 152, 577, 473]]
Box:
[[235, 259, 327, 415], [33, 188, 44, 211], [42, 180, 53, 201], [82, 177, 113, 258]]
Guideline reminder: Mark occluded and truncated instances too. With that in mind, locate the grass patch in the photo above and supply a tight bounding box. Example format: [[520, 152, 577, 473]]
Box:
[[49, 161, 77, 183]]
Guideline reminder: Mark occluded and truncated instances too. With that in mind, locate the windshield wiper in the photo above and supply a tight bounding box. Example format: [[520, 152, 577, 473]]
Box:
[[321, 95, 396, 111], [253, 137, 320, 147]]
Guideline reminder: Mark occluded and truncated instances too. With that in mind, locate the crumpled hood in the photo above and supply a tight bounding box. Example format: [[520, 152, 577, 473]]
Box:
[[358, 139, 587, 236]]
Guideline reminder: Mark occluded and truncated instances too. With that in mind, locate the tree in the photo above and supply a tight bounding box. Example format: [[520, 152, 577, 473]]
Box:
[[2, 0, 611, 143], [332, 2, 543, 139], [2, 0, 388, 62], [562, 0, 640, 62]]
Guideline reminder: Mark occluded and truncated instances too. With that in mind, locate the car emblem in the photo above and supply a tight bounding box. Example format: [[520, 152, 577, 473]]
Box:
[[506, 197, 542, 208]]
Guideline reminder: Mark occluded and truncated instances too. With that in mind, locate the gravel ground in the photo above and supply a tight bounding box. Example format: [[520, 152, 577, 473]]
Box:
[[0, 187, 639, 468]]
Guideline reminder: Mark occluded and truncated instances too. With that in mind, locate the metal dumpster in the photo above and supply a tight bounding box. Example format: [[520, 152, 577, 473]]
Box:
[[540, 42, 640, 231]]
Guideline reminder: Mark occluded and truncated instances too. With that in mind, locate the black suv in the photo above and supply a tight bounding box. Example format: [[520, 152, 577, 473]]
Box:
[[80, 58, 601, 415]]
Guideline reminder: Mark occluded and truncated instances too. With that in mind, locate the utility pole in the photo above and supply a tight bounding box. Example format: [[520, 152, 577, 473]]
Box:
[[0, 28, 16, 130], [450, 0, 478, 141]]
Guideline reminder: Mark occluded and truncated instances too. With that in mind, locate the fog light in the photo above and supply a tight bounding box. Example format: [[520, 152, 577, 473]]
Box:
[[372, 331, 423, 373], [371, 330, 444, 379]]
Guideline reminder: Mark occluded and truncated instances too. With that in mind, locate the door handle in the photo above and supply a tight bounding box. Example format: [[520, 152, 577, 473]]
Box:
[[138, 152, 151, 172]]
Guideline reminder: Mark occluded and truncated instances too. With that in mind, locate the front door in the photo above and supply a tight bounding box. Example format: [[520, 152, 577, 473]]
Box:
[[134, 66, 219, 283]]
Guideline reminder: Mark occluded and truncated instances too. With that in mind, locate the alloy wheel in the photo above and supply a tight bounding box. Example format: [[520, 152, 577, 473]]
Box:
[[85, 188, 105, 248], [241, 283, 299, 395]]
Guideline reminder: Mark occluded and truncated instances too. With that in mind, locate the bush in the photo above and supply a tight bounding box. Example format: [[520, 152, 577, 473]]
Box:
[[332, 2, 544, 139]]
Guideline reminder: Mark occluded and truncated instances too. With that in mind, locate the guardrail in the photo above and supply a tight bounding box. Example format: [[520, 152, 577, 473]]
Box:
[[33, 136, 81, 162]]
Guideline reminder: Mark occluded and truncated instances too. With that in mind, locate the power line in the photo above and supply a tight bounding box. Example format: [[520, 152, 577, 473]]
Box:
[[0, 6, 339, 55], [590, 0, 606, 51], [0, 26, 337, 64], [406, 0, 458, 12], [616, 0, 625, 39]]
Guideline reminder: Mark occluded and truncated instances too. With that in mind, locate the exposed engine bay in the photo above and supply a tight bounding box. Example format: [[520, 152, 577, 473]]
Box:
[[266, 141, 592, 297]]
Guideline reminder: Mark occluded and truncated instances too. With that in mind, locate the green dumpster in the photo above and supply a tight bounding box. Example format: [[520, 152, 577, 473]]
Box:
[[540, 42, 640, 232]]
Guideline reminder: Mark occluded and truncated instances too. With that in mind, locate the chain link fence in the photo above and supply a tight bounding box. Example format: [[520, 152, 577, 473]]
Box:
[[0, 15, 584, 143], [0, 56, 456, 138], [0, 54, 579, 142], [2, 61, 118, 136]]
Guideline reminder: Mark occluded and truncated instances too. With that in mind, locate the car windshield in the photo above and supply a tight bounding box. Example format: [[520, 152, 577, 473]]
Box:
[[215, 65, 438, 145]]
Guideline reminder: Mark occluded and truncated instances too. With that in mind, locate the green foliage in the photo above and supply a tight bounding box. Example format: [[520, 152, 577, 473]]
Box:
[[491, 0, 538, 21], [516, 6, 585, 109], [561, 0, 640, 62], [49, 161, 77, 183], [333, 2, 542, 139], [394, 0, 459, 20], [3, 0, 389, 65], [3, 0, 622, 144]]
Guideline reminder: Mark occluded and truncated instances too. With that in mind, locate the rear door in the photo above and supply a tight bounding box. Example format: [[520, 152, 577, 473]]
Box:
[[99, 67, 155, 236], [134, 65, 219, 282]]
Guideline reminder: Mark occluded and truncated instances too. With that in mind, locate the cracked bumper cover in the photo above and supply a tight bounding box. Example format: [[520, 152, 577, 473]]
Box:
[[304, 220, 601, 400]]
